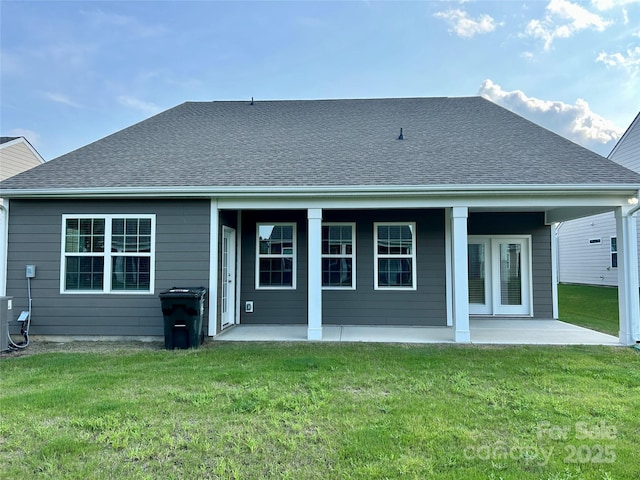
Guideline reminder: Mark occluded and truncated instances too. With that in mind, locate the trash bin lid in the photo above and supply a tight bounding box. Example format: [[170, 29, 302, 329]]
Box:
[[159, 287, 206, 299]]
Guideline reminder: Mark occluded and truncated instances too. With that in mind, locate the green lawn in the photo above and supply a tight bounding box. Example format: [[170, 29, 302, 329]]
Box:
[[1, 343, 639, 479], [558, 284, 620, 336]]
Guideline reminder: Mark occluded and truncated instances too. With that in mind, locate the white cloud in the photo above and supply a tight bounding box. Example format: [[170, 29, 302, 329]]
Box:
[[478, 79, 623, 151], [596, 45, 640, 75], [524, 0, 611, 50], [434, 9, 501, 38], [591, 0, 640, 11], [41, 92, 82, 108], [117, 96, 162, 116]]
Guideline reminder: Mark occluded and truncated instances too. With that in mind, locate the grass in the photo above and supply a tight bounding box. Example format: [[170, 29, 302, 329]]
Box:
[[1, 342, 639, 479], [558, 284, 620, 336]]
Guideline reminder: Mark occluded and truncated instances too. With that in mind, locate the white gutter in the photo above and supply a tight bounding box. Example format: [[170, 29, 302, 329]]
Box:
[[2, 183, 640, 199]]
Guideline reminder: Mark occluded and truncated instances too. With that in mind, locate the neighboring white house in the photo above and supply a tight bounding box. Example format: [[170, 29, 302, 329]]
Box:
[[0, 136, 46, 295], [0, 137, 45, 181], [558, 112, 640, 286]]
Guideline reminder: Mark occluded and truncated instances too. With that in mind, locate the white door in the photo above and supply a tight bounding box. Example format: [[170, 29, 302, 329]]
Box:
[[468, 237, 532, 316], [221, 227, 236, 328], [468, 239, 491, 315], [491, 238, 531, 316]]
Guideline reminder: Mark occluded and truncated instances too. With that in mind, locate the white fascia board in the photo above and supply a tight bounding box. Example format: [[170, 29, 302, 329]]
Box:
[[2, 184, 639, 208], [3, 184, 640, 198]]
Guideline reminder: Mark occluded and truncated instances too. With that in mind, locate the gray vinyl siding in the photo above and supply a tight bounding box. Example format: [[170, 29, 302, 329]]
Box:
[[239, 209, 447, 326], [6, 199, 210, 337], [469, 212, 553, 318], [240, 210, 308, 324], [322, 210, 446, 326]]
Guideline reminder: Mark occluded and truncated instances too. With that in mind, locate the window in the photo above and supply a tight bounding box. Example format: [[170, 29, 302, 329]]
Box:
[[62, 215, 155, 293], [256, 223, 296, 288], [374, 223, 416, 289], [322, 223, 355, 289], [611, 237, 617, 268]]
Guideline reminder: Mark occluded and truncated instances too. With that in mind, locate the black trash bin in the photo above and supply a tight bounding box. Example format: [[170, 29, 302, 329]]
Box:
[[159, 287, 207, 349]]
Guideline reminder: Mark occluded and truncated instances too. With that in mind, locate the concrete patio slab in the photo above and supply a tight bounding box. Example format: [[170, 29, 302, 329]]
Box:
[[470, 319, 620, 345], [214, 319, 621, 346]]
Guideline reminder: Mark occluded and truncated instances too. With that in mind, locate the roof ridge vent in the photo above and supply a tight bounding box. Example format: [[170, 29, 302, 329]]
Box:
[[398, 128, 404, 140]]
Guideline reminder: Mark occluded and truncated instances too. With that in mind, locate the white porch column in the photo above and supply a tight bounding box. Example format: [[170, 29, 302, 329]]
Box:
[[451, 207, 470, 343], [307, 208, 323, 340], [615, 207, 639, 345], [208, 199, 219, 337]]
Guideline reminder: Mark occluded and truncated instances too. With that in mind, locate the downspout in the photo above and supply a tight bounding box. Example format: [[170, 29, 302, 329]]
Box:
[[627, 190, 640, 216], [552, 222, 563, 320], [0, 201, 8, 297]]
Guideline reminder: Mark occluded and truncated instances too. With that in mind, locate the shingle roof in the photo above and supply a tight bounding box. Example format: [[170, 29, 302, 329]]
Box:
[[2, 97, 639, 192], [0, 137, 20, 145]]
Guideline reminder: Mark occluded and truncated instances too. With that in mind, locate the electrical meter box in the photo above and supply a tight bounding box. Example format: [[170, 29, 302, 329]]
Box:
[[0, 296, 12, 352]]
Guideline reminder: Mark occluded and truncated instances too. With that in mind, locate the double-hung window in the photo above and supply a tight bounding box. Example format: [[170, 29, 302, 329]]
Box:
[[257, 223, 296, 289], [322, 223, 355, 289], [374, 222, 417, 289], [610, 237, 618, 268], [62, 215, 155, 293]]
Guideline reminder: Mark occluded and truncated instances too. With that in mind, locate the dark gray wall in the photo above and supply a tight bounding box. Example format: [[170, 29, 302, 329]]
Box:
[[468, 212, 553, 318], [6, 199, 210, 337], [240, 210, 308, 324], [240, 209, 448, 326]]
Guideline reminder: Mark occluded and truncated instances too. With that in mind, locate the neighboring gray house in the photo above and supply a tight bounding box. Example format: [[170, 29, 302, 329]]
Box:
[[1, 97, 639, 345], [558, 112, 640, 286], [0, 136, 46, 295]]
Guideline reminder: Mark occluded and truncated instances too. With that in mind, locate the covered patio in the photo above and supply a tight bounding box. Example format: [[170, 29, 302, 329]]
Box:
[[214, 319, 621, 346]]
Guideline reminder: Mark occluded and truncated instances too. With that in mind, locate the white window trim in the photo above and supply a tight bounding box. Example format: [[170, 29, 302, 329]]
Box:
[[255, 222, 297, 290], [322, 222, 356, 290], [374, 222, 417, 291], [60, 214, 156, 295]]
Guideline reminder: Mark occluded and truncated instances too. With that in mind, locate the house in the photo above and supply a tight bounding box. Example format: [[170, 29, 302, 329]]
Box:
[[558, 112, 640, 287], [1, 97, 639, 345], [0, 136, 46, 295]]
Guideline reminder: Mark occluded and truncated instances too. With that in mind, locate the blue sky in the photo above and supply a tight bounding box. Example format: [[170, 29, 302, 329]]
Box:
[[1, 0, 639, 160]]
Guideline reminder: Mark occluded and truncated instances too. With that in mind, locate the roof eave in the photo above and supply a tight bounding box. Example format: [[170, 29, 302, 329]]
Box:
[[2, 184, 640, 199]]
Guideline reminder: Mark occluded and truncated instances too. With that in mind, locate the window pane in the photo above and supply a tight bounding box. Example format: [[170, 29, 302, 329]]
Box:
[[112, 219, 124, 235], [499, 243, 522, 306], [65, 219, 79, 252], [65, 256, 104, 290], [377, 224, 413, 255], [322, 258, 352, 287], [112, 256, 151, 291], [139, 235, 151, 253], [468, 244, 486, 304], [323, 225, 353, 256], [378, 258, 413, 287], [259, 258, 293, 287], [139, 218, 152, 236], [66, 218, 104, 253], [111, 218, 150, 253], [377, 225, 389, 254]]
